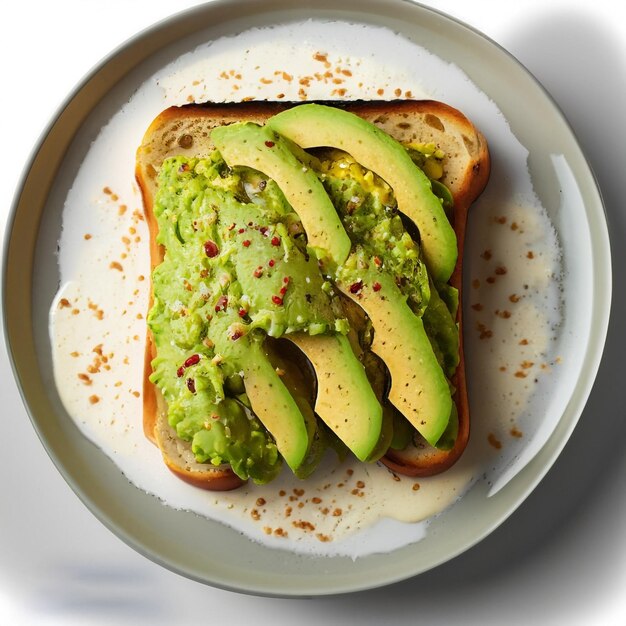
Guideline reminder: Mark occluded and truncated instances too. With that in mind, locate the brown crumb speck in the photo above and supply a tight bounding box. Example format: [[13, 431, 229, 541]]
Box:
[[488, 433, 502, 449], [313, 52, 330, 67], [88, 395, 100, 405], [78, 373, 92, 385]]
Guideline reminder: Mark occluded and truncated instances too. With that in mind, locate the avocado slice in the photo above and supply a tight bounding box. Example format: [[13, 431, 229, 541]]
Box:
[[238, 338, 310, 470], [211, 122, 351, 269], [286, 332, 383, 461], [338, 270, 452, 446], [267, 104, 458, 284]]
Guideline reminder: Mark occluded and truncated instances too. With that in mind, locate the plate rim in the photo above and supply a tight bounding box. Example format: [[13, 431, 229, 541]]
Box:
[[1, 0, 612, 597]]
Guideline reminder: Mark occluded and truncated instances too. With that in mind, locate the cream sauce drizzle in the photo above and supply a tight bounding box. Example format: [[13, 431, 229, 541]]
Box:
[[49, 20, 563, 558]]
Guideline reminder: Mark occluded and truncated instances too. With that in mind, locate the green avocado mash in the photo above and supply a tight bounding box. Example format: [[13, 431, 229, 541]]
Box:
[[148, 153, 347, 483]]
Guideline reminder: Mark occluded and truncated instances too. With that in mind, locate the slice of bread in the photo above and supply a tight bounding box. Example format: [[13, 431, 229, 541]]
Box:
[[136, 100, 490, 487]]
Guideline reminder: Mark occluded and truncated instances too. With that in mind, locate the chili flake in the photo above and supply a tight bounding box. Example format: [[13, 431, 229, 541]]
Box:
[[349, 280, 363, 294], [204, 240, 219, 257]]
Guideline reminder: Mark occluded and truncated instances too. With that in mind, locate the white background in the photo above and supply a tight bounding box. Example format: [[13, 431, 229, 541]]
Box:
[[1, 1, 625, 624]]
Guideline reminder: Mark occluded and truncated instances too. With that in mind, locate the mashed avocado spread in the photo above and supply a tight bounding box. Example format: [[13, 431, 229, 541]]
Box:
[[148, 153, 347, 482], [148, 139, 459, 483]]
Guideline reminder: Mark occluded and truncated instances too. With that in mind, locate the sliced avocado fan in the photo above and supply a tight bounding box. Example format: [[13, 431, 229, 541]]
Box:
[[213, 118, 456, 448]]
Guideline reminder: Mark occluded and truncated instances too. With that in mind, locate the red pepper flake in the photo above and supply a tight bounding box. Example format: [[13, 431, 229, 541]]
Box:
[[349, 280, 363, 294], [231, 330, 244, 341], [268, 259, 275, 267], [372, 282, 382, 292], [204, 240, 219, 257], [184, 354, 201, 368], [242, 240, 251, 247], [265, 140, 275, 148], [238, 308, 248, 318], [215, 295, 228, 312], [373, 256, 382, 267], [260, 226, 268, 235], [283, 276, 290, 284], [238, 228, 245, 234], [272, 295, 284, 306], [253, 266, 264, 278], [271, 236, 281, 246], [186, 378, 196, 393], [279, 286, 287, 295], [176, 366, 185, 378]]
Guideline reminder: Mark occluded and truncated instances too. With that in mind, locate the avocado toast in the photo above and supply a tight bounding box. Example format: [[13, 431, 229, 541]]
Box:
[[136, 100, 490, 489]]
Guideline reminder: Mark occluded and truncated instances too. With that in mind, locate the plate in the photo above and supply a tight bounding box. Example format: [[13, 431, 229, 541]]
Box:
[[2, 0, 610, 596]]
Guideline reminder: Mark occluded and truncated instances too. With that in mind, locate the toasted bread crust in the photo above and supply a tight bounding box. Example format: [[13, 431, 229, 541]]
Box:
[[136, 100, 489, 486]]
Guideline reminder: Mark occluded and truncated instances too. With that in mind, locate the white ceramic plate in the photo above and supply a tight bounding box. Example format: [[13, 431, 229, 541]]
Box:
[[2, 0, 610, 596]]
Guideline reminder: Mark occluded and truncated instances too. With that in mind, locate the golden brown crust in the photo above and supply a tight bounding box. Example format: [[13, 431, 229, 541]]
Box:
[[136, 99, 490, 485]]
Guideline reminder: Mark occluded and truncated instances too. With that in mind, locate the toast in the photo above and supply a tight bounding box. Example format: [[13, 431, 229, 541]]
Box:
[[136, 100, 490, 487]]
